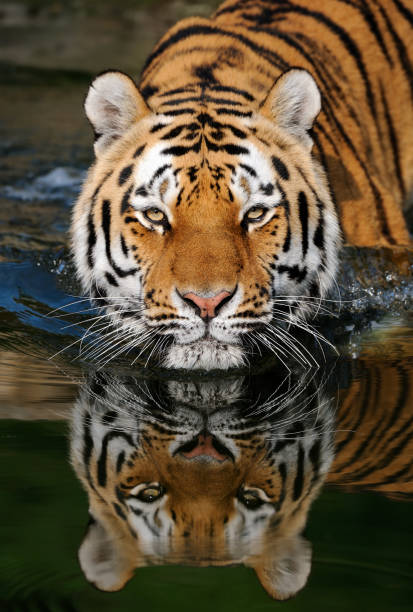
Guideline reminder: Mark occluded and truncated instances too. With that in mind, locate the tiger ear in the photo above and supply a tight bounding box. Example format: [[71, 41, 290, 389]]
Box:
[[78, 514, 135, 591], [85, 71, 150, 157], [251, 536, 312, 600], [261, 68, 321, 149]]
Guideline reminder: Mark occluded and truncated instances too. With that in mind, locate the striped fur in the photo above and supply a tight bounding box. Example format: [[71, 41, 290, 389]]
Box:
[[70, 326, 413, 597], [71, 0, 412, 369], [328, 332, 413, 499], [71, 371, 334, 599]]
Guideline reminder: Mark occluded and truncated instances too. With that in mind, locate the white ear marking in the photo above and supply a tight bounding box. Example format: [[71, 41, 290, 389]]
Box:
[[251, 536, 312, 600], [84, 71, 149, 156], [263, 68, 321, 148], [78, 516, 134, 591]]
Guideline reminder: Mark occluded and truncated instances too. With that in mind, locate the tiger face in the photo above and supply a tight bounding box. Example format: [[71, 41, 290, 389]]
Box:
[[71, 373, 334, 599], [71, 70, 341, 369]]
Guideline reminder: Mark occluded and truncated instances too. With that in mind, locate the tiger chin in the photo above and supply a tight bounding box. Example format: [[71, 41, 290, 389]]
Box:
[[70, 0, 412, 370]]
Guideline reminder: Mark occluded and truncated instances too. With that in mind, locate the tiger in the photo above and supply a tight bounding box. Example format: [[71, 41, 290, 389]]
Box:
[[71, 367, 335, 600], [70, 321, 413, 599], [71, 0, 413, 370], [327, 321, 413, 499]]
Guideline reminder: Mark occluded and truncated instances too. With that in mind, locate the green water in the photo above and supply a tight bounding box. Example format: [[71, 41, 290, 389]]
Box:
[[1, 408, 412, 611]]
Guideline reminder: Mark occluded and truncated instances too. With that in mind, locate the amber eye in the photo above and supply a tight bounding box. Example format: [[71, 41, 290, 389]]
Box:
[[237, 487, 265, 510], [144, 208, 167, 224], [243, 206, 267, 224], [133, 484, 165, 503]]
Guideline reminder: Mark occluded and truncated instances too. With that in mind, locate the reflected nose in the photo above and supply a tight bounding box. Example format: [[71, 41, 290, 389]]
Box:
[[178, 434, 234, 462], [182, 290, 233, 320]]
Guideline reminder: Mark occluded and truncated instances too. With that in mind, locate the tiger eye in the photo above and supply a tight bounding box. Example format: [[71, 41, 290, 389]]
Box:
[[238, 487, 264, 509], [245, 206, 267, 222], [136, 485, 164, 503], [144, 208, 166, 223]]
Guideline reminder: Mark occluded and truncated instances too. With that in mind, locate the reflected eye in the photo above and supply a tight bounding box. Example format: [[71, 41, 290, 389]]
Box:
[[237, 487, 265, 510], [130, 484, 165, 503], [144, 208, 167, 224], [243, 206, 267, 225]]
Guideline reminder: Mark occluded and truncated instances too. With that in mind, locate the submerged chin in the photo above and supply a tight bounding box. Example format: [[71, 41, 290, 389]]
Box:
[[163, 339, 246, 370]]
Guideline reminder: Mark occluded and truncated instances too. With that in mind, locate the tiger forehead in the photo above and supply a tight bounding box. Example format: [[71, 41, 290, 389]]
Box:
[[124, 130, 284, 211]]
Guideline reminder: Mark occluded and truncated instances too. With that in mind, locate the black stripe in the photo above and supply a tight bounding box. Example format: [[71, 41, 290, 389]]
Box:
[[216, 108, 253, 117], [163, 108, 195, 116], [298, 191, 309, 257], [309, 439, 321, 481], [214, 1, 250, 17], [163, 142, 201, 156], [141, 24, 288, 77], [120, 234, 129, 256], [97, 431, 135, 488], [105, 272, 119, 287], [293, 444, 305, 500], [150, 122, 168, 133], [337, 0, 393, 65], [86, 172, 113, 269], [102, 200, 138, 278], [161, 95, 244, 107], [87, 211, 96, 269], [118, 164, 133, 186], [315, 121, 340, 158], [372, 0, 413, 102], [133, 144, 146, 158], [116, 451, 125, 473], [209, 84, 255, 101], [343, 415, 413, 484], [161, 96, 205, 107], [175, 186, 184, 208], [121, 184, 133, 214], [335, 364, 373, 457], [283, 221, 291, 253], [277, 264, 307, 282], [222, 143, 249, 155], [159, 86, 197, 97], [317, 105, 394, 242], [313, 199, 325, 250], [392, 0, 413, 26], [379, 83, 405, 198], [240, 163, 257, 177], [83, 413, 93, 473], [380, 366, 410, 443], [142, 514, 160, 536], [113, 503, 127, 520], [148, 164, 170, 188], [161, 125, 186, 139], [272, 156, 289, 180], [276, 462, 287, 510], [254, 3, 378, 120], [226, 124, 247, 139]]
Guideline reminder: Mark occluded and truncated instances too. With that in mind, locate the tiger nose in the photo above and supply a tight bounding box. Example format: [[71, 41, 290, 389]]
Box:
[[183, 290, 232, 320]]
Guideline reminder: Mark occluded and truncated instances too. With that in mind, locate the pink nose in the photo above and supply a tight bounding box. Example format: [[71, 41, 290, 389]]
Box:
[[180, 434, 228, 462], [183, 291, 232, 319]]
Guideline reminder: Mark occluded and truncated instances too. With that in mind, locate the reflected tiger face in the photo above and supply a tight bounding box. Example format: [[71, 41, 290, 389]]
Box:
[[71, 69, 340, 369], [71, 374, 334, 599]]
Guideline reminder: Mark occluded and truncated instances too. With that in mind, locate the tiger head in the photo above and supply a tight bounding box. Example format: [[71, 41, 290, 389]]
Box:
[[71, 69, 341, 369], [71, 371, 334, 600]]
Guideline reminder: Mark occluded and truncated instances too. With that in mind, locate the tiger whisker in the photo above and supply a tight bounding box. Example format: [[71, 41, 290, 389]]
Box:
[[263, 325, 315, 368]]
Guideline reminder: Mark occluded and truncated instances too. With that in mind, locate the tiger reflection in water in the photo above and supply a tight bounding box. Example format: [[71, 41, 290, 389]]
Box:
[[70, 366, 335, 600]]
